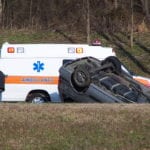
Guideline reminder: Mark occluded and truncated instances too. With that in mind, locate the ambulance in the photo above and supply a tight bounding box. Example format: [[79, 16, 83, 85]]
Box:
[[0, 42, 116, 103]]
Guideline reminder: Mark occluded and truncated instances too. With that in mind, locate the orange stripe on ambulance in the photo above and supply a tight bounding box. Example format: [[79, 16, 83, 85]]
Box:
[[5, 76, 59, 85]]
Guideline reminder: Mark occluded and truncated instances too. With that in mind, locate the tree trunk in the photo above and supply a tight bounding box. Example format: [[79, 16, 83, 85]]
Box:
[[1, 0, 5, 28], [144, 0, 149, 19], [140, 0, 150, 19], [0, 0, 2, 24], [114, 0, 118, 9], [130, 0, 134, 48], [29, 0, 33, 27], [87, 0, 90, 44]]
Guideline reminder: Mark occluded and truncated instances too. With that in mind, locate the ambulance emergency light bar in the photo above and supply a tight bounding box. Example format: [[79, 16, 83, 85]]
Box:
[[7, 47, 24, 53]]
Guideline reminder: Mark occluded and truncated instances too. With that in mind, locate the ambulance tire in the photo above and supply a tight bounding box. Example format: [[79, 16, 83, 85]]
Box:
[[71, 65, 90, 91], [27, 93, 50, 104]]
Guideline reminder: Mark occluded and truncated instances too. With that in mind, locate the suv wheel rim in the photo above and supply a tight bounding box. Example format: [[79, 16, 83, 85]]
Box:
[[77, 71, 86, 83]]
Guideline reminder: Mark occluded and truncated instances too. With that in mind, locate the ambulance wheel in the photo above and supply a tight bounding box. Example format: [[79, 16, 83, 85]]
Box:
[[27, 93, 50, 104], [71, 65, 90, 91]]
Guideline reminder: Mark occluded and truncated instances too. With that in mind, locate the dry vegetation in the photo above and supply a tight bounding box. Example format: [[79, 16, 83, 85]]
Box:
[[0, 103, 149, 150], [1, 0, 150, 32]]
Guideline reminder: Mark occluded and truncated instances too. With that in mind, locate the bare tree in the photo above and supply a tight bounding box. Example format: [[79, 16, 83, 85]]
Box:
[[1, 0, 7, 28], [130, 0, 134, 48], [29, 0, 33, 27], [0, 0, 2, 24], [0, 0, 149, 31], [114, 0, 118, 9], [86, 0, 90, 44], [137, 0, 150, 19], [144, 0, 149, 19]]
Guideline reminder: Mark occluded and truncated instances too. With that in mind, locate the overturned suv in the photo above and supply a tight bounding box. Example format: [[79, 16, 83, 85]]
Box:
[[58, 56, 150, 103]]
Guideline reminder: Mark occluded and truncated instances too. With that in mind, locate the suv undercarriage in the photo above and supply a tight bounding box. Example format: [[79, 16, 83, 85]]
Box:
[[58, 56, 150, 103]]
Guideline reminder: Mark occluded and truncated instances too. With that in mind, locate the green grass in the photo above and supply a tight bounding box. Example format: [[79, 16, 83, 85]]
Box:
[[0, 104, 149, 150], [0, 29, 86, 45], [0, 29, 149, 77], [105, 32, 150, 77], [0, 29, 64, 44]]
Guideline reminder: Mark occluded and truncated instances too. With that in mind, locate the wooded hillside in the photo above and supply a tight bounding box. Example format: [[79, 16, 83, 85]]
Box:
[[0, 0, 150, 33]]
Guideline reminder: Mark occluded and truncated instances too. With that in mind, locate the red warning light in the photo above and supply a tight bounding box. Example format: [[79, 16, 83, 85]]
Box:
[[7, 47, 15, 53]]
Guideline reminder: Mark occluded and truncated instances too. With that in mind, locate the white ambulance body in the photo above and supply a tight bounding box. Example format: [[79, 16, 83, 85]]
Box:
[[0, 42, 116, 103]]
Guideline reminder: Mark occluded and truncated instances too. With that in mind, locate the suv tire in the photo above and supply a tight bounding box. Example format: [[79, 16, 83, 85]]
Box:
[[71, 65, 90, 91]]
